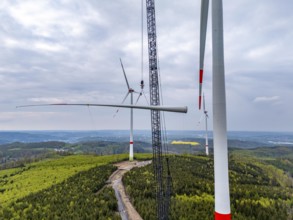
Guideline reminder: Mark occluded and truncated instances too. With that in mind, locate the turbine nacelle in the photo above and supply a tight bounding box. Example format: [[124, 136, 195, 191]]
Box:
[[119, 58, 147, 106], [140, 80, 144, 89]]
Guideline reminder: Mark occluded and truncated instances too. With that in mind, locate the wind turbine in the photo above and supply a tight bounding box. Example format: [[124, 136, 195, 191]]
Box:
[[199, 0, 231, 219], [115, 58, 148, 161], [115, 58, 136, 161], [203, 93, 209, 156]]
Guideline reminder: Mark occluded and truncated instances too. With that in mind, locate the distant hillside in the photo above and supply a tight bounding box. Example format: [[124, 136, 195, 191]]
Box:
[[231, 146, 293, 159], [231, 146, 293, 179], [1, 136, 293, 170], [0, 130, 292, 146], [0, 140, 151, 169]]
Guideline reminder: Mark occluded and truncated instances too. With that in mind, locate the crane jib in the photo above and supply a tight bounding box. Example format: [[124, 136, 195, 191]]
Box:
[[146, 0, 171, 219]]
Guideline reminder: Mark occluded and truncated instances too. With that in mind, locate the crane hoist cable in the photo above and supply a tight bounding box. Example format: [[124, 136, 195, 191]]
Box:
[[141, 0, 144, 85]]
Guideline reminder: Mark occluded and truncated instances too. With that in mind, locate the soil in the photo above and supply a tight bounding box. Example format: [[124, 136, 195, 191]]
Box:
[[108, 160, 152, 220]]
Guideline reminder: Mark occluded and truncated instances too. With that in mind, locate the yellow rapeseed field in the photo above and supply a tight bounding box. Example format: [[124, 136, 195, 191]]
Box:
[[171, 141, 200, 146]]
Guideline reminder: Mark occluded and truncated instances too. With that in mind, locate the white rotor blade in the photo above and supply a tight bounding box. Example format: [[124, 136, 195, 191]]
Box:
[[16, 103, 188, 113], [120, 58, 130, 90], [114, 91, 130, 117], [142, 91, 149, 105], [203, 93, 206, 112], [135, 93, 142, 105], [199, 0, 209, 110]]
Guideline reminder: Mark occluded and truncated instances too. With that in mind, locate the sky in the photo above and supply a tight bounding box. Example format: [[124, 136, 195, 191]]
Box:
[[0, 0, 292, 132]]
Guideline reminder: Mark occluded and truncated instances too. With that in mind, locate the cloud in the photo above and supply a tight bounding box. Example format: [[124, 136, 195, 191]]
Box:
[[0, 0, 293, 131], [0, 111, 59, 123], [5, 0, 106, 38], [3, 37, 66, 53], [28, 97, 65, 104], [246, 45, 278, 60], [253, 96, 280, 103], [34, 41, 66, 53]]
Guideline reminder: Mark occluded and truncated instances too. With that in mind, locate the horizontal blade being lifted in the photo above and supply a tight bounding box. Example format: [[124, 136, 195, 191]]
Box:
[[16, 103, 188, 113]]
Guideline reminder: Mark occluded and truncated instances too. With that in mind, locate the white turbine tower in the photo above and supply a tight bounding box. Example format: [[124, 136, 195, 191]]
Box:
[[203, 93, 209, 156], [199, 0, 231, 219]]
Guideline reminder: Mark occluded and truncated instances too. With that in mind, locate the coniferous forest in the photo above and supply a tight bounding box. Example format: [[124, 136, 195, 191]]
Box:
[[0, 148, 292, 219], [123, 155, 293, 220], [0, 164, 120, 219]]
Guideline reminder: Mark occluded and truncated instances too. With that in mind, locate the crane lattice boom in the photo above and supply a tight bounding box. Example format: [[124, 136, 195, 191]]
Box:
[[146, 0, 170, 219]]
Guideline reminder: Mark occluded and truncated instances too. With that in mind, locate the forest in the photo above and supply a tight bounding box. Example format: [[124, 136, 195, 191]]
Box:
[[0, 154, 134, 219], [0, 164, 120, 219], [0, 145, 292, 219], [1, 136, 281, 170], [0, 154, 129, 206], [0, 140, 151, 170], [123, 154, 293, 220]]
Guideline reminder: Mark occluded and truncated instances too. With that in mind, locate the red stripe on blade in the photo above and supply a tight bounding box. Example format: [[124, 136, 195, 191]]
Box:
[[130, 142, 133, 144], [199, 69, 204, 83]]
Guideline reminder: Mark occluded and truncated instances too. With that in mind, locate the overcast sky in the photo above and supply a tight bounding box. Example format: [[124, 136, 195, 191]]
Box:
[[0, 0, 292, 132]]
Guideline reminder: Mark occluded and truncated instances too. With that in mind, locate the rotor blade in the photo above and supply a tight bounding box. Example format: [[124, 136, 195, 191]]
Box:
[[120, 58, 130, 90], [142, 91, 149, 105], [135, 93, 142, 105], [199, 0, 209, 110], [135, 89, 149, 105], [114, 92, 130, 117], [17, 103, 188, 113], [203, 93, 206, 112]]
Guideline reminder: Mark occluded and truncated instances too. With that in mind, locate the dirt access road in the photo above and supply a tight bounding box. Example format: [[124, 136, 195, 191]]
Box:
[[109, 160, 151, 220]]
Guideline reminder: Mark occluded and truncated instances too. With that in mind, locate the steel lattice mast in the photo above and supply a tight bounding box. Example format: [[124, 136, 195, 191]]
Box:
[[146, 0, 169, 219]]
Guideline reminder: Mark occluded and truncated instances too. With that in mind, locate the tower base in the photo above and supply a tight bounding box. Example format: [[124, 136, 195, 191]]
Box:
[[215, 212, 231, 220]]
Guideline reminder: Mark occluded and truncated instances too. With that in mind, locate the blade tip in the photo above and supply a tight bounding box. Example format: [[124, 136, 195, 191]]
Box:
[[199, 96, 202, 110]]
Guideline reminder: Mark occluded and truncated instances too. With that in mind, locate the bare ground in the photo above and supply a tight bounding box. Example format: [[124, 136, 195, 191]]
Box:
[[108, 160, 152, 220]]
